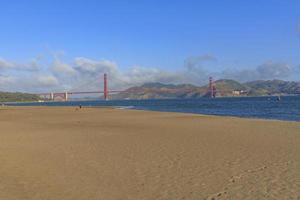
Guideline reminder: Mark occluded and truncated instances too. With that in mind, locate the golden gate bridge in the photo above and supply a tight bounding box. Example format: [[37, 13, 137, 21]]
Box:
[[36, 74, 219, 101]]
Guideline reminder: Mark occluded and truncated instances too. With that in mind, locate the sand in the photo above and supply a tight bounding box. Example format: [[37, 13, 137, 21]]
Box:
[[0, 106, 299, 199]]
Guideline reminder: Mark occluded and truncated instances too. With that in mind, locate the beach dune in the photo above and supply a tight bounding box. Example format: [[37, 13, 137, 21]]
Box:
[[0, 107, 299, 199]]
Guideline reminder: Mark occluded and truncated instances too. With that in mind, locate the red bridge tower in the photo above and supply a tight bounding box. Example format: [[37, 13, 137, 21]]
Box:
[[104, 73, 108, 100], [209, 77, 217, 98]]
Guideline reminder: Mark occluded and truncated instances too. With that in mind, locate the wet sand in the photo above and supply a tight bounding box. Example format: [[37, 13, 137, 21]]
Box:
[[0, 106, 299, 199]]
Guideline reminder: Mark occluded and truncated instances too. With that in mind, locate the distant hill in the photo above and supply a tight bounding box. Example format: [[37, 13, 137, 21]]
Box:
[[0, 92, 41, 102], [114, 82, 204, 99], [215, 79, 248, 90], [209, 79, 249, 96], [245, 80, 300, 96], [112, 79, 300, 99]]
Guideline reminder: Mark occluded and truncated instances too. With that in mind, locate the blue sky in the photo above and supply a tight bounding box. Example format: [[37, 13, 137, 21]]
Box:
[[0, 0, 300, 92]]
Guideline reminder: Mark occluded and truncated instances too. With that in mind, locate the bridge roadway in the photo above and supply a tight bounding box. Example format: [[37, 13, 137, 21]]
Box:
[[37, 90, 124, 101]]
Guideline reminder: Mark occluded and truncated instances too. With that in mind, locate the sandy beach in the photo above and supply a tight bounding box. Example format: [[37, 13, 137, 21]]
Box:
[[0, 106, 299, 199]]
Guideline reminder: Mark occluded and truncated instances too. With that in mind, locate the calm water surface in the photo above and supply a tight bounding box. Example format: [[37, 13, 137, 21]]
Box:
[[7, 96, 300, 122]]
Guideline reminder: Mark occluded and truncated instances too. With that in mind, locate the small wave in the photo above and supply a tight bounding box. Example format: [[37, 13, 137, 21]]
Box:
[[115, 106, 135, 110]]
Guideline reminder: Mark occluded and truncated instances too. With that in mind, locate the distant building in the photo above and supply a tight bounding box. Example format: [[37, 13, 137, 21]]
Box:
[[232, 90, 240, 95], [232, 90, 247, 96]]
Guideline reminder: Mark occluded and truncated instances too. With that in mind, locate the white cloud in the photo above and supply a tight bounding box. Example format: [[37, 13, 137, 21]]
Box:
[[52, 58, 76, 76], [36, 75, 59, 87], [0, 74, 59, 92], [221, 61, 293, 82], [74, 57, 118, 75], [184, 54, 217, 71], [0, 58, 15, 69], [124, 66, 181, 85], [0, 75, 15, 86], [0, 57, 40, 71], [257, 62, 291, 79]]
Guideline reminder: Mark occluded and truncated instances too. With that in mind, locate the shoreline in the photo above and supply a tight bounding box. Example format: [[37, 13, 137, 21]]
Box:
[[129, 107, 300, 123], [4, 96, 300, 122], [4, 105, 300, 123]]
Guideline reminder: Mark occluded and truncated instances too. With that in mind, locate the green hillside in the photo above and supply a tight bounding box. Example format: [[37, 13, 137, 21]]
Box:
[[245, 80, 300, 96], [215, 79, 248, 91], [0, 92, 41, 102], [113, 79, 300, 99], [208, 79, 249, 96]]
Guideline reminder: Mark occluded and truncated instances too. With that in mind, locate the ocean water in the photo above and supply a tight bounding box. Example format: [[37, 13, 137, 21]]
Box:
[[6, 96, 300, 122]]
